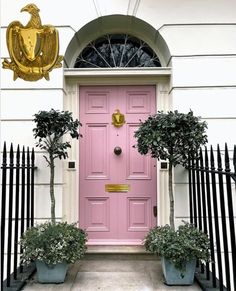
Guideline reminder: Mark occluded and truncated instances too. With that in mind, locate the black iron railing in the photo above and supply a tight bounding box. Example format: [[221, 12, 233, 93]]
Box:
[[188, 144, 236, 291], [1, 143, 36, 291]]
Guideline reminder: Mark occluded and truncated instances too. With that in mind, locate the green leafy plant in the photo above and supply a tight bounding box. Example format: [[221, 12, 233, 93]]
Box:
[[134, 110, 207, 229], [144, 223, 210, 272], [33, 109, 82, 223], [20, 221, 87, 265]]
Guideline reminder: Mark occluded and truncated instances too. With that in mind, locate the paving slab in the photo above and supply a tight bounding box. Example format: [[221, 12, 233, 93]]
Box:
[[23, 249, 202, 291]]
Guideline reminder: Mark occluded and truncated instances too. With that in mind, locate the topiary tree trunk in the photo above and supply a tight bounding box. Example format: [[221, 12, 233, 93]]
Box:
[[168, 161, 174, 229], [49, 155, 55, 223]]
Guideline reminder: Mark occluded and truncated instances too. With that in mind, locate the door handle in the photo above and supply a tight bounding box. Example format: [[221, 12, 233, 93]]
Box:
[[153, 206, 157, 217], [114, 146, 122, 155]]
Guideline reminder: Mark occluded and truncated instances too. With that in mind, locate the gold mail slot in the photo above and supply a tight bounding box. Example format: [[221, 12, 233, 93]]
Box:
[[105, 184, 130, 192]]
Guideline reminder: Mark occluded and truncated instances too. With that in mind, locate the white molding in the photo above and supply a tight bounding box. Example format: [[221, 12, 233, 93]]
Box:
[[64, 68, 171, 77], [63, 73, 171, 227]]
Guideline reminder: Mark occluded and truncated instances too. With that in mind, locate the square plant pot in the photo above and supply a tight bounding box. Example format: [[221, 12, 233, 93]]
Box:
[[36, 260, 68, 283], [161, 257, 197, 285]]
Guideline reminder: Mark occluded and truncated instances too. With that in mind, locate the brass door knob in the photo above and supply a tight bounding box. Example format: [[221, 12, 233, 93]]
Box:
[[114, 146, 122, 155]]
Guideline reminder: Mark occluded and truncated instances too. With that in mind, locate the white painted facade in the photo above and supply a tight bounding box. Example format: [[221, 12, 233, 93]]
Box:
[[1, 0, 236, 227]]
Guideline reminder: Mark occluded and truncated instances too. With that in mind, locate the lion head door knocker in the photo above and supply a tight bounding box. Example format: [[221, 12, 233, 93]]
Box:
[[112, 109, 126, 128], [2, 3, 63, 81]]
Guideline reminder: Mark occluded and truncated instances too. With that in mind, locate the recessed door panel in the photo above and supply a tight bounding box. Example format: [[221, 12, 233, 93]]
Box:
[[85, 124, 109, 179], [126, 124, 151, 179], [85, 197, 110, 232]]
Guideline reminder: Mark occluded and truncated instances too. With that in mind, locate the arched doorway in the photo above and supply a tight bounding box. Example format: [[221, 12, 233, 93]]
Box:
[[64, 15, 171, 68], [63, 15, 171, 244]]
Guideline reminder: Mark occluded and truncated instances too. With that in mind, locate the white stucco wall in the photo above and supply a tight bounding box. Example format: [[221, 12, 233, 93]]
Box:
[[1, 0, 236, 225]]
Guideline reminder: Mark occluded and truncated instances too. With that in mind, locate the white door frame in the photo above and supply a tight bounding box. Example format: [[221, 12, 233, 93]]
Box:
[[63, 68, 171, 227]]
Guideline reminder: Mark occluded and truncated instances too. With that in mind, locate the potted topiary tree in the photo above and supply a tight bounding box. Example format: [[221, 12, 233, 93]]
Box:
[[20, 109, 87, 283], [32, 108, 82, 224], [134, 110, 208, 285], [134, 110, 207, 229]]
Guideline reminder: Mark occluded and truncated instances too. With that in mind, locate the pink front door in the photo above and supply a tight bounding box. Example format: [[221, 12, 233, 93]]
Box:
[[79, 85, 157, 245]]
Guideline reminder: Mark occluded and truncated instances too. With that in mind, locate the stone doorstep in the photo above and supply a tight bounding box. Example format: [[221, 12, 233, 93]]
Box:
[[87, 245, 146, 254], [85, 245, 158, 260]]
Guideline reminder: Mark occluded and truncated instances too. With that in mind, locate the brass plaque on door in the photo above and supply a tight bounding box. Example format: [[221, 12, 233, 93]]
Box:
[[105, 184, 130, 192]]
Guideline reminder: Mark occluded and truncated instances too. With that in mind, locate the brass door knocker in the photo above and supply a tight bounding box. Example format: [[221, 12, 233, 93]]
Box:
[[112, 109, 125, 127]]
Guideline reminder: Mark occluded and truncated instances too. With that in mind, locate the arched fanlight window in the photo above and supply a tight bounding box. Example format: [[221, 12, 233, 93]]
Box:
[[74, 34, 161, 68]]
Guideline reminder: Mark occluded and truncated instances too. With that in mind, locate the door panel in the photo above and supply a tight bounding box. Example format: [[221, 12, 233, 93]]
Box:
[[126, 124, 151, 179], [85, 124, 109, 179], [79, 85, 157, 244]]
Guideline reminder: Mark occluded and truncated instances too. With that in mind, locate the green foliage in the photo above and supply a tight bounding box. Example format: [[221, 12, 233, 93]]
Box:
[[144, 223, 211, 272], [20, 222, 87, 266], [134, 110, 208, 228], [134, 110, 208, 166], [33, 109, 82, 163]]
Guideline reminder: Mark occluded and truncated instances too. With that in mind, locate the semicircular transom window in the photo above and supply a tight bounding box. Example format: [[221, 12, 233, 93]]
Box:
[[74, 34, 161, 68]]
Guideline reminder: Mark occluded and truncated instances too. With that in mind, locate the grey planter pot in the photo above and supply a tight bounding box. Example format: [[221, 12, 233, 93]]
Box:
[[36, 260, 68, 283], [161, 257, 197, 285]]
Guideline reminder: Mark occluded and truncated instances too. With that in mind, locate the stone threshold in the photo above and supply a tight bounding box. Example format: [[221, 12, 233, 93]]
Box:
[[86, 245, 147, 254], [85, 245, 157, 260]]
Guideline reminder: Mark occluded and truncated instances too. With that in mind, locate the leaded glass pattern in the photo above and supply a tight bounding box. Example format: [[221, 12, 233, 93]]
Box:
[[74, 34, 161, 68]]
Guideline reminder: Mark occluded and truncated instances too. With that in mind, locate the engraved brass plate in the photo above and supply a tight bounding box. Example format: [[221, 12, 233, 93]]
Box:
[[105, 184, 130, 192]]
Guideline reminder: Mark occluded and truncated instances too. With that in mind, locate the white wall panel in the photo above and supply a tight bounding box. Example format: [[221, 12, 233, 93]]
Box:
[[2, 0, 236, 31], [160, 25, 236, 55], [1, 90, 63, 119], [174, 165, 188, 184], [1, 121, 36, 148], [93, 0, 131, 16], [1, 0, 35, 27], [34, 154, 63, 184], [172, 57, 236, 87], [172, 88, 236, 118], [137, 0, 236, 29], [1, 28, 8, 58], [174, 184, 189, 218], [1, 66, 64, 89], [34, 186, 62, 219], [203, 119, 236, 147], [1, 0, 98, 29], [58, 27, 75, 56]]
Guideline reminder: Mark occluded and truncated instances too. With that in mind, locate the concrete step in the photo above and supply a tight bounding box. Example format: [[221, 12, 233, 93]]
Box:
[[85, 245, 158, 260], [87, 245, 147, 254]]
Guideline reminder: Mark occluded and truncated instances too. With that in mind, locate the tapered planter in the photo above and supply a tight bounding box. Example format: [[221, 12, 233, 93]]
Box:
[[36, 260, 68, 283], [161, 257, 197, 285]]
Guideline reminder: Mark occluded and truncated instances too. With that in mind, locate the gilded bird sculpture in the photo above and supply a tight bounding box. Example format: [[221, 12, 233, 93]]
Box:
[[2, 3, 63, 81]]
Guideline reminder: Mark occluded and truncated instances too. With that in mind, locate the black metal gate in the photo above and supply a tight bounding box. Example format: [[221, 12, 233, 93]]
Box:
[[1, 143, 36, 291], [188, 144, 236, 290]]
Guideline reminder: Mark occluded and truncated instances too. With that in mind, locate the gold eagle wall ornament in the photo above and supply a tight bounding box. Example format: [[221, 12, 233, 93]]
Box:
[[2, 3, 63, 81]]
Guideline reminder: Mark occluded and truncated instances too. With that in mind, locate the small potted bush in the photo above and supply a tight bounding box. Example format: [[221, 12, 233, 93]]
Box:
[[144, 223, 211, 285], [20, 109, 86, 283], [20, 222, 87, 283]]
